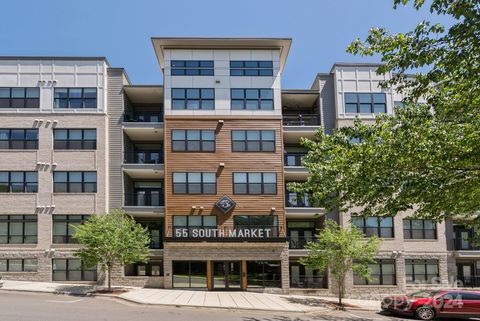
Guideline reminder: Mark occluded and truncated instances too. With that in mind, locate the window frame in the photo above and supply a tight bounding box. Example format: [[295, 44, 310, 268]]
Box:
[[403, 219, 437, 240], [52, 215, 89, 244], [351, 216, 394, 238], [405, 259, 439, 284], [233, 172, 277, 195], [0, 258, 38, 272], [171, 88, 215, 110], [171, 129, 216, 152], [170, 60, 214, 76], [344, 93, 387, 114], [0, 129, 39, 149], [54, 88, 97, 109], [0, 215, 37, 244], [0, 171, 38, 193], [234, 215, 278, 237], [52, 258, 97, 281], [172, 172, 217, 195], [53, 129, 97, 150], [53, 171, 97, 193], [231, 130, 276, 152], [230, 61, 274, 76], [354, 259, 396, 286], [0, 87, 40, 108], [230, 88, 274, 110]]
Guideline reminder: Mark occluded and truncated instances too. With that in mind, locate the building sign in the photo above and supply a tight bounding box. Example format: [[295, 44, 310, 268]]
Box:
[[174, 228, 277, 238], [215, 195, 236, 214]]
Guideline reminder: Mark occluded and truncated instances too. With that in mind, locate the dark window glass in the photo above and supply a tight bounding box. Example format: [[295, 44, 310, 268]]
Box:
[[232, 130, 275, 152], [0, 129, 38, 149], [171, 88, 214, 110], [52, 215, 89, 244], [52, 258, 96, 281], [172, 172, 216, 194], [344, 93, 387, 114], [0, 172, 37, 193], [173, 216, 217, 238], [354, 259, 396, 285], [0, 88, 39, 108], [53, 172, 97, 193], [0, 215, 37, 244], [54, 88, 97, 109], [171, 60, 214, 76], [246, 261, 281, 288], [403, 219, 437, 239], [171, 129, 215, 152], [405, 259, 439, 284], [230, 61, 274, 76], [352, 216, 394, 238], [172, 261, 207, 288], [233, 172, 277, 195], [54, 129, 96, 150], [234, 216, 278, 237], [0, 258, 37, 272], [230, 89, 273, 110]]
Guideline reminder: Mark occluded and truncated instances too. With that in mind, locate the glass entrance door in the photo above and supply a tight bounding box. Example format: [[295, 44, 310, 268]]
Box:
[[212, 261, 241, 290]]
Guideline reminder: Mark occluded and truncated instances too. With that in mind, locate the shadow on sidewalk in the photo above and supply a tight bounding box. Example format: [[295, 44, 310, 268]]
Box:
[[52, 285, 95, 296], [282, 296, 357, 309]]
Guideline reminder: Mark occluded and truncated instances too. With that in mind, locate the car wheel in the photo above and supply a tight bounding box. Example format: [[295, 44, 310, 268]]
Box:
[[415, 306, 435, 320]]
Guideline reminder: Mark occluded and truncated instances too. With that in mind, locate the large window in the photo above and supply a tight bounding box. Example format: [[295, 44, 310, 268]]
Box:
[[171, 129, 215, 152], [172, 172, 216, 194], [0, 259, 37, 272], [351, 216, 394, 238], [171, 60, 214, 76], [246, 261, 281, 288], [126, 261, 163, 277], [52, 259, 97, 281], [171, 88, 214, 110], [54, 129, 96, 150], [54, 88, 97, 109], [231, 130, 275, 152], [354, 259, 396, 285], [231, 89, 273, 110], [53, 171, 97, 193], [290, 261, 327, 289], [405, 259, 439, 284], [172, 215, 217, 238], [0, 215, 37, 244], [136, 220, 163, 249], [0, 87, 40, 108], [173, 261, 207, 288], [52, 215, 89, 244], [0, 129, 38, 150], [230, 61, 273, 76], [403, 219, 437, 239], [0, 172, 38, 193], [234, 215, 278, 237], [233, 172, 277, 195], [344, 93, 386, 113]]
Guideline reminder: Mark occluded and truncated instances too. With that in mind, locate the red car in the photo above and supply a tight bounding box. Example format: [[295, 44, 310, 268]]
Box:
[[381, 290, 480, 320]]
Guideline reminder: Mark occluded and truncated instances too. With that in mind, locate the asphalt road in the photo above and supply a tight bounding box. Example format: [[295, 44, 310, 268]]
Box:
[[0, 291, 449, 321]]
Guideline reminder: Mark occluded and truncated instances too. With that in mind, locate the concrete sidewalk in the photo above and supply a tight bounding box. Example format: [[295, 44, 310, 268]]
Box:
[[0, 280, 379, 312]]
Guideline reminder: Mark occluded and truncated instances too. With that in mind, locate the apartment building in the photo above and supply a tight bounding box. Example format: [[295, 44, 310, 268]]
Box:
[[0, 37, 478, 298]]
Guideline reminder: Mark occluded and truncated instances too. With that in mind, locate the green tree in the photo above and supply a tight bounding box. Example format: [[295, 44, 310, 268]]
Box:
[[72, 209, 150, 292], [301, 220, 380, 307], [291, 1, 480, 230]]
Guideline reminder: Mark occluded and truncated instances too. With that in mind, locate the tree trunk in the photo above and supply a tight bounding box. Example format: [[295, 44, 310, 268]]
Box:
[[107, 265, 112, 292], [337, 276, 345, 309]]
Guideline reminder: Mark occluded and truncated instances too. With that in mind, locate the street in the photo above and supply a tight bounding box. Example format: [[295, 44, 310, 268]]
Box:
[[0, 291, 428, 321]]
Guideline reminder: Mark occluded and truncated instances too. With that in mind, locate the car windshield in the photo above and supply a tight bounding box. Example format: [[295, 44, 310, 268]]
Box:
[[409, 291, 441, 298]]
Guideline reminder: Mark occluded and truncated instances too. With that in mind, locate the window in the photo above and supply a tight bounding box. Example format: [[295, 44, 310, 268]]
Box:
[[351, 216, 394, 238], [231, 89, 273, 110], [171, 60, 214, 76], [0, 259, 37, 272], [172, 172, 216, 194], [171, 88, 214, 110], [233, 172, 277, 195], [173, 215, 217, 238], [406, 260, 439, 284], [137, 220, 163, 249], [344, 93, 386, 113], [232, 130, 275, 152], [52, 215, 89, 244], [230, 61, 273, 76], [0, 215, 37, 244], [354, 259, 396, 285], [54, 88, 97, 109], [53, 171, 97, 193], [173, 261, 207, 288], [127, 261, 163, 277], [0, 129, 38, 149], [171, 129, 215, 152], [0, 172, 38, 193], [54, 129, 96, 150], [403, 219, 437, 239], [52, 259, 96, 281], [0, 87, 40, 108], [234, 215, 278, 237], [246, 261, 281, 288]]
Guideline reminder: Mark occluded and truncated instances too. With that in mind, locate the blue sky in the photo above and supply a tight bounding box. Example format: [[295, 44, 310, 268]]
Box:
[[0, 0, 450, 88]]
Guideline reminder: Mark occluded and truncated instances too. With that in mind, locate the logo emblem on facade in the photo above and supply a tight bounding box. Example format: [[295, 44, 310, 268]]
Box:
[[215, 195, 236, 214]]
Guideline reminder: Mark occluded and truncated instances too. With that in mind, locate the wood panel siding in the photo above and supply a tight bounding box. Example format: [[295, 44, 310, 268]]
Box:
[[164, 117, 286, 237]]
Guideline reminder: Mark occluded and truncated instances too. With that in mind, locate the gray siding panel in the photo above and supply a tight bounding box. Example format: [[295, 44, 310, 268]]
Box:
[[317, 75, 336, 134]]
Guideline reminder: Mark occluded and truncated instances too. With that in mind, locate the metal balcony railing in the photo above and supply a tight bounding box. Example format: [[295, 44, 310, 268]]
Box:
[[453, 238, 480, 251], [123, 112, 163, 123], [290, 275, 328, 289], [123, 151, 163, 164], [284, 153, 306, 166], [124, 192, 164, 207], [288, 236, 317, 249], [457, 276, 480, 287], [283, 114, 320, 126]]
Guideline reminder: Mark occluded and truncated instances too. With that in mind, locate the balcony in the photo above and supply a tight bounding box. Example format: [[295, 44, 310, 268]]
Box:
[[283, 115, 320, 126], [284, 153, 309, 181], [122, 112, 163, 141], [123, 192, 165, 215], [122, 152, 164, 179], [453, 238, 480, 251]]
